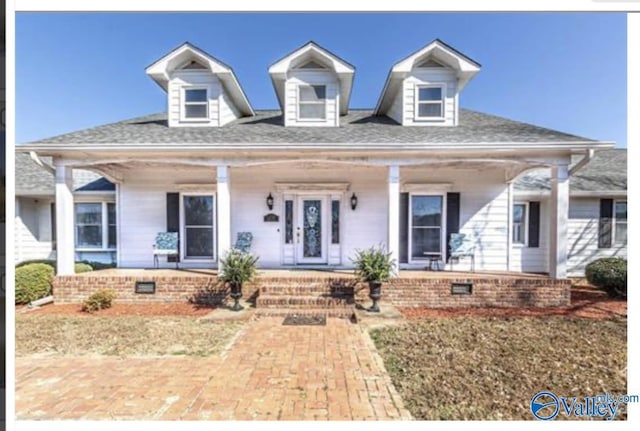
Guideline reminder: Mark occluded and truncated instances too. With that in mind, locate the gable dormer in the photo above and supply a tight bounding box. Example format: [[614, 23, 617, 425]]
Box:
[[269, 41, 355, 127], [146, 42, 254, 127], [375, 39, 480, 126]]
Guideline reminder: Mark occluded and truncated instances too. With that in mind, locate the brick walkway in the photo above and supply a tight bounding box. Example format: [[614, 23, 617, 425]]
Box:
[[16, 317, 411, 420]]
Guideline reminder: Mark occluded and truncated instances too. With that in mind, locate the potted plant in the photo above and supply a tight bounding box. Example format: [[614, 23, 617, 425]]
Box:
[[352, 245, 396, 312], [218, 249, 259, 311]]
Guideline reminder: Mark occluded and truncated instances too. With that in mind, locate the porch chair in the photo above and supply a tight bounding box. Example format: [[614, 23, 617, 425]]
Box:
[[448, 233, 475, 272], [153, 232, 179, 269], [234, 232, 253, 253]]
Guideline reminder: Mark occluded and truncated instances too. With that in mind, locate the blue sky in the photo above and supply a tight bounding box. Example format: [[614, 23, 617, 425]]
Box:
[[15, 12, 627, 146]]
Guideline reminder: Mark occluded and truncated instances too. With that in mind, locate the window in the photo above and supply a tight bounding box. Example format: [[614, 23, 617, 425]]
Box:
[[183, 195, 215, 259], [284, 200, 293, 244], [183, 88, 208, 119], [415, 85, 444, 119], [331, 200, 340, 244], [298, 85, 326, 120], [614, 200, 627, 245], [75, 202, 116, 249], [411, 195, 443, 260], [512, 203, 528, 245]]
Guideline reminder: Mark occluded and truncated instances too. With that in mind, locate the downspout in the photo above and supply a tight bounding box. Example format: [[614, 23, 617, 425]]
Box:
[[568, 149, 594, 176], [29, 151, 56, 175]]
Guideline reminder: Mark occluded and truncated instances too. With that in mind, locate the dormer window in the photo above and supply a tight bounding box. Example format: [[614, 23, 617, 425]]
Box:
[[298, 85, 327, 120], [416, 85, 444, 119], [183, 88, 208, 119]]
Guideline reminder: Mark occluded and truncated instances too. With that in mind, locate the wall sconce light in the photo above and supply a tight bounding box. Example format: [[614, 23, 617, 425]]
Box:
[[350, 193, 358, 210], [266, 192, 274, 211]]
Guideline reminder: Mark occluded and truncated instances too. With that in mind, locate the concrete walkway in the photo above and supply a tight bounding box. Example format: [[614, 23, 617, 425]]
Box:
[[16, 317, 411, 420]]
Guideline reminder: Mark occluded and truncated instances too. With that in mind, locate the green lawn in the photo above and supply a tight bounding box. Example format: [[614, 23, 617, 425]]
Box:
[[371, 317, 627, 420]]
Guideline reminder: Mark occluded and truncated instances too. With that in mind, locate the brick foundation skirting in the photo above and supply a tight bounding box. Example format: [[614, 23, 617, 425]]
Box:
[[53, 274, 571, 308]]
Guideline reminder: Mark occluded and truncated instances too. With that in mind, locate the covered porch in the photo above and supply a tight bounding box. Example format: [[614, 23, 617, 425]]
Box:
[[50, 150, 572, 280]]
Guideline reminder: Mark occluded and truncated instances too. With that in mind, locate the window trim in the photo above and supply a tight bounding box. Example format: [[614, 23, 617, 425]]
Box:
[[181, 86, 210, 122], [74, 201, 116, 251], [613, 199, 627, 245], [297, 84, 327, 122], [179, 192, 217, 262], [408, 192, 447, 264], [512, 202, 529, 247], [414, 83, 446, 121]]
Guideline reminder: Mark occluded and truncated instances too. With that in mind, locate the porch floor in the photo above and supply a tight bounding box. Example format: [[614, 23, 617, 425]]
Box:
[[74, 267, 551, 280]]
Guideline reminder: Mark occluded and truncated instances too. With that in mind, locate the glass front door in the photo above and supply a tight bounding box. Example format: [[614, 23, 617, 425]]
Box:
[[296, 197, 327, 264], [411, 195, 443, 261], [183, 195, 215, 259]]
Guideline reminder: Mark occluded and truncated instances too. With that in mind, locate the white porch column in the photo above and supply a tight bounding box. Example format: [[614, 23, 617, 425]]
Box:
[[549, 163, 569, 279], [388, 165, 400, 275], [55, 163, 75, 275], [216, 165, 231, 268], [506, 181, 514, 271]]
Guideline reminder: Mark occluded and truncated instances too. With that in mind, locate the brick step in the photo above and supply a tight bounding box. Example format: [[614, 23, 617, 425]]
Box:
[[256, 295, 355, 309], [259, 285, 356, 296], [254, 308, 355, 319]]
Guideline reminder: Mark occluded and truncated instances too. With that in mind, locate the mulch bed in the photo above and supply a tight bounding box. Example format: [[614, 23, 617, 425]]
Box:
[[23, 303, 214, 317], [399, 285, 626, 320]]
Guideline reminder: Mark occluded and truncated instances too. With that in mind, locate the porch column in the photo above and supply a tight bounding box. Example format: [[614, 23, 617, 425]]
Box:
[[388, 165, 400, 275], [54, 163, 75, 275], [506, 180, 514, 271], [549, 163, 569, 279], [217, 165, 231, 268]]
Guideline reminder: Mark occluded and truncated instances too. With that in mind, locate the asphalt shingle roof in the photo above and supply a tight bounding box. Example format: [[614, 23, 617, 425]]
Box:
[[15, 152, 114, 196], [20, 109, 596, 147], [515, 149, 627, 193]]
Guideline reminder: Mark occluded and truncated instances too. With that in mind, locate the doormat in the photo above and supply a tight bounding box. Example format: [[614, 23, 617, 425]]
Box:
[[282, 314, 327, 326]]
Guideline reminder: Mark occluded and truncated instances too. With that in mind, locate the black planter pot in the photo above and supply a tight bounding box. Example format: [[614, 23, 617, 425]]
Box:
[[368, 282, 382, 312], [229, 282, 244, 311]]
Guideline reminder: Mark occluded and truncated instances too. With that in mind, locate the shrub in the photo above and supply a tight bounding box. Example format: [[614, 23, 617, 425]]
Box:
[[352, 245, 396, 284], [81, 289, 117, 313], [15, 263, 54, 304], [218, 249, 259, 287], [585, 257, 627, 299], [78, 260, 117, 271], [75, 263, 94, 273], [15, 259, 55, 269]]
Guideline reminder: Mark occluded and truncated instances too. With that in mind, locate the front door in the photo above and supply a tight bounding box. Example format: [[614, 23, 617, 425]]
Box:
[[296, 196, 328, 264]]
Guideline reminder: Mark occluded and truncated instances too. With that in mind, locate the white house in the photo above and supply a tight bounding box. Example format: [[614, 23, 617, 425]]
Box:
[[17, 40, 620, 280]]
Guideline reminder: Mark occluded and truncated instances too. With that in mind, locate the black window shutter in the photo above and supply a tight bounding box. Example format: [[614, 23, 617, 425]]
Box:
[[528, 201, 540, 248], [598, 199, 614, 249], [166, 193, 180, 262], [446, 193, 460, 261], [399, 193, 409, 264]]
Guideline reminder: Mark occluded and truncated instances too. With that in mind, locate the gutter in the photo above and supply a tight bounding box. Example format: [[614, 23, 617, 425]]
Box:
[[29, 151, 55, 174], [568, 149, 594, 176]]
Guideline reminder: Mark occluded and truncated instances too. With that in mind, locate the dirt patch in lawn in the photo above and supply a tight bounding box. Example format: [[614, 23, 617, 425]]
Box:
[[16, 314, 243, 357], [22, 302, 214, 316], [371, 317, 627, 420], [399, 285, 626, 320]]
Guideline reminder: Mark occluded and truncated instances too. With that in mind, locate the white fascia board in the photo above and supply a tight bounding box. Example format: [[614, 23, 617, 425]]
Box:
[[514, 190, 627, 199], [20, 141, 616, 154]]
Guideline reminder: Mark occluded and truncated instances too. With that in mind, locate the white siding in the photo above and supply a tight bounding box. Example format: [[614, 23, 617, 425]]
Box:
[[401, 167, 509, 271], [167, 71, 221, 127], [387, 87, 403, 124], [118, 167, 217, 268], [219, 90, 241, 126], [15, 197, 55, 263], [284, 71, 339, 127], [566, 197, 627, 276], [510, 199, 549, 273], [399, 69, 458, 126]]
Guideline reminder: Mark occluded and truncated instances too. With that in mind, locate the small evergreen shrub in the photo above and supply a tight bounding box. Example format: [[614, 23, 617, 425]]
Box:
[[81, 289, 117, 313], [74, 263, 94, 273], [78, 260, 116, 271], [15, 263, 54, 304], [15, 259, 55, 269], [585, 257, 627, 299]]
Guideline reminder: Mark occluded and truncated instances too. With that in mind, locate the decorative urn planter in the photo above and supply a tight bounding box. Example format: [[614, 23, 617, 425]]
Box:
[[368, 282, 382, 312], [229, 282, 244, 311]]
